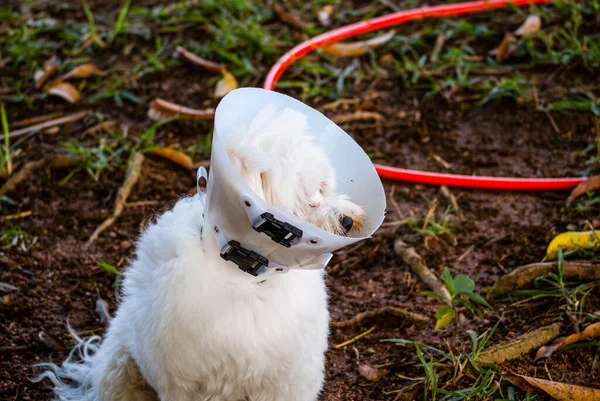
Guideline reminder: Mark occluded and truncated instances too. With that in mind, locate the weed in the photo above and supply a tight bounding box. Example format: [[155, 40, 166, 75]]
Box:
[[98, 261, 122, 302], [427, 268, 493, 331], [0, 104, 12, 176], [0, 227, 36, 251]]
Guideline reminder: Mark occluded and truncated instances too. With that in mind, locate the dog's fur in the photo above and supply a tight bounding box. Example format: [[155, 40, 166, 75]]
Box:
[[36, 105, 366, 401]]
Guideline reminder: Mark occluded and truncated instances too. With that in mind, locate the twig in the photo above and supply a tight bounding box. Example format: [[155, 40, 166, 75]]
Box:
[[1, 211, 32, 221], [0, 154, 82, 197], [331, 111, 384, 125], [544, 110, 560, 134], [334, 325, 376, 349], [493, 261, 600, 292], [0, 345, 30, 352], [394, 239, 451, 301], [430, 33, 446, 63], [12, 112, 64, 128], [86, 153, 144, 245], [8, 111, 89, 139], [81, 120, 116, 137], [125, 200, 161, 208], [331, 307, 428, 329], [175, 46, 225, 73]]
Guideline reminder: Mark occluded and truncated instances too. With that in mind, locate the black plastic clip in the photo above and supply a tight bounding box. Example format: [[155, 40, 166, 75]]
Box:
[[220, 240, 268, 277], [253, 212, 303, 247]]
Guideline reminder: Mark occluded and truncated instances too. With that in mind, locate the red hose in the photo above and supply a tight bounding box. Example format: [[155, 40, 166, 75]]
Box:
[[264, 0, 587, 191]]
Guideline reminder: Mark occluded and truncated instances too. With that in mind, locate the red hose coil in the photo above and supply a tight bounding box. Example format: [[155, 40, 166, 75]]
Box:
[[263, 0, 586, 191]]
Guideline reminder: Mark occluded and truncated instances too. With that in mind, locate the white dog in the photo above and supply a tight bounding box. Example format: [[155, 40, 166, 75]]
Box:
[[36, 105, 366, 401]]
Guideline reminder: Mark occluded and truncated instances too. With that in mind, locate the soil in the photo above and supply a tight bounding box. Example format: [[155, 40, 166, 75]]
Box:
[[1, 1, 600, 401]]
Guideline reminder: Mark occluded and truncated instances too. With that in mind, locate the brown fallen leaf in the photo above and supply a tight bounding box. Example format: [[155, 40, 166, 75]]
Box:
[[514, 15, 542, 36], [492, 33, 516, 63], [476, 323, 560, 365], [214, 70, 239, 98], [38, 331, 66, 351], [272, 3, 307, 30], [175, 46, 225, 73], [568, 175, 600, 201], [95, 295, 111, 325], [149, 147, 194, 171], [535, 321, 600, 361], [48, 81, 81, 103], [34, 57, 58, 88], [148, 98, 215, 121], [323, 31, 395, 57], [60, 63, 104, 80], [492, 261, 600, 292], [506, 374, 600, 400], [358, 364, 386, 382], [317, 5, 334, 27]]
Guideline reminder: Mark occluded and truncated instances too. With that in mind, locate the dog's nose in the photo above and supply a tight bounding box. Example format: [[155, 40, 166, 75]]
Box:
[[340, 215, 354, 232]]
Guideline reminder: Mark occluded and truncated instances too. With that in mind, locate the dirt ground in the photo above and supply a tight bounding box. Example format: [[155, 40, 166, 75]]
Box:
[[1, 1, 600, 400]]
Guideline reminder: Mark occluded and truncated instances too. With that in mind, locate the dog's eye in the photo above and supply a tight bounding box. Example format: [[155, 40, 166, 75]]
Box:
[[319, 189, 324, 195]]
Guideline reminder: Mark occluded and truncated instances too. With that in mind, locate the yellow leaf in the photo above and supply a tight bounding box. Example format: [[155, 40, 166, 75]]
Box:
[[34, 57, 58, 88], [149, 147, 194, 171], [60, 63, 104, 80], [545, 231, 600, 260], [506, 374, 600, 400], [48, 81, 81, 103], [323, 31, 395, 57], [214, 70, 238, 98], [514, 15, 542, 36]]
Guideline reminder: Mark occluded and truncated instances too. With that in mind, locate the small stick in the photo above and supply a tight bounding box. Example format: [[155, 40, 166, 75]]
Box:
[[394, 239, 451, 301], [493, 261, 600, 292], [8, 111, 89, 138], [430, 33, 446, 63], [86, 153, 144, 245], [81, 120, 116, 137], [12, 112, 64, 128], [331, 307, 428, 329], [1, 211, 32, 221], [125, 200, 161, 208], [175, 46, 225, 73], [0, 154, 82, 197], [334, 325, 376, 349], [0, 345, 30, 352]]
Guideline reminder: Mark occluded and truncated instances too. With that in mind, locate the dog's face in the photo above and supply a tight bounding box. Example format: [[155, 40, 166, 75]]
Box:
[[230, 146, 367, 237]]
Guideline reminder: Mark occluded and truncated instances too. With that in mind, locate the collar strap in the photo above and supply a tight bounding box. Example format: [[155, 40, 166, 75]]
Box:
[[197, 167, 332, 277]]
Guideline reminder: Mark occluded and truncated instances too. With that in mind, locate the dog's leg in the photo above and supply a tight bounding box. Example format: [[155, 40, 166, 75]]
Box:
[[90, 312, 158, 401]]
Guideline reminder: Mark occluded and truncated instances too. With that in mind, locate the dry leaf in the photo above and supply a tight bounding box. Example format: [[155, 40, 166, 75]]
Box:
[[317, 5, 334, 27], [493, 261, 600, 292], [214, 70, 238, 98], [546, 231, 600, 260], [38, 331, 66, 351], [272, 3, 307, 30], [493, 33, 516, 63], [515, 15, 542, 36], [358, 364, 386, 382], [568, 175, 600, 201], [148, 98, 215, 121], [476, 323, 560, 365], [535, 322, 600, 361], [60, 63, 104, 80], [95, 296, 111, 325], [48, 81, 81, 103], [34, 57, 58, 88], [506, 374, 600, 400], [175, 46, 225, 73], [149, 147, 194, 171], [323, 31, 395, 57]]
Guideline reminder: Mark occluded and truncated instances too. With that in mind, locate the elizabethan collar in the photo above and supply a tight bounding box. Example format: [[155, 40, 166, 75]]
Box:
[[199, 88, 386, 276]]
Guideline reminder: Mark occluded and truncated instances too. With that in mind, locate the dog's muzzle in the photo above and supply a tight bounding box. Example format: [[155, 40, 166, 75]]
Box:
[[199, 88, 386, 277]]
